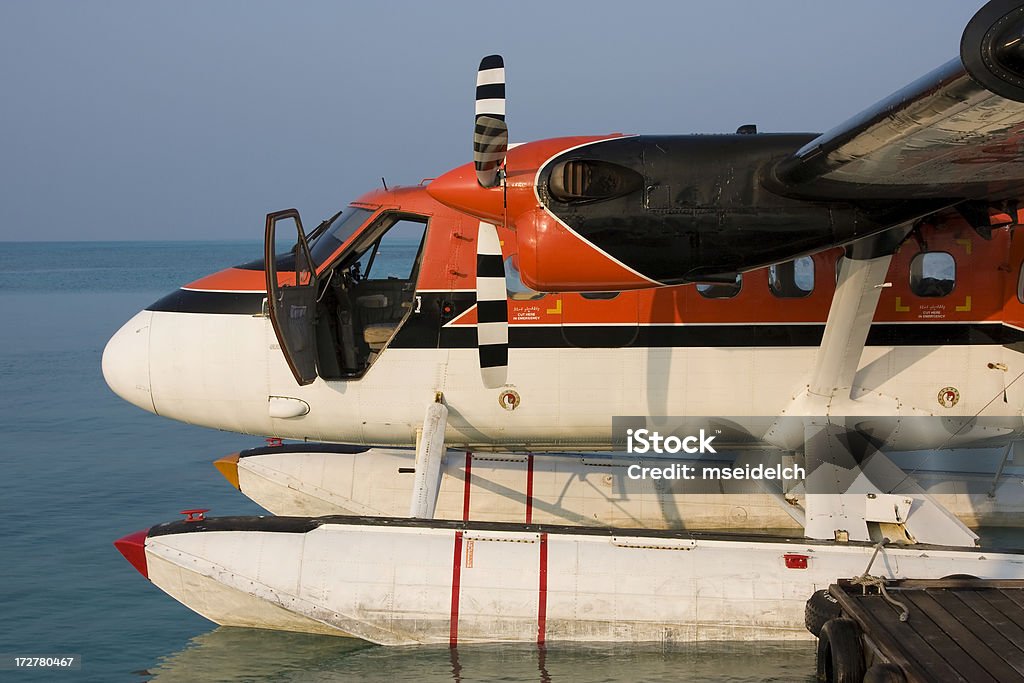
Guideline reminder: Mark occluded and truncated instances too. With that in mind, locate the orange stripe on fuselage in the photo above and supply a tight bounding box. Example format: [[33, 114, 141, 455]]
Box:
[[177, 188, 1022, 328], [185, 267, 268, 292]]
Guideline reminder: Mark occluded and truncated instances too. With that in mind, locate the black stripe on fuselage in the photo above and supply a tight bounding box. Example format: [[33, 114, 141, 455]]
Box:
[[147, 288, 265, 315], [144, 288, 1024, 348], [431, 322, 1024, 349]]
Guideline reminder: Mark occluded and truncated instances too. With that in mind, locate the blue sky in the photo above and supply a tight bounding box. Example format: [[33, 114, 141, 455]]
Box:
[[0, 1, 979, 241]]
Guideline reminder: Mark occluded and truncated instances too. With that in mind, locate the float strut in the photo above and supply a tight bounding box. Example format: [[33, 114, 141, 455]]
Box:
[[409, 392, 448, 519]]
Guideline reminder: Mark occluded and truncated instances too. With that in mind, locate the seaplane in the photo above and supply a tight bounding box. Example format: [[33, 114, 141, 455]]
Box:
[[109, 0, 1024, 646]]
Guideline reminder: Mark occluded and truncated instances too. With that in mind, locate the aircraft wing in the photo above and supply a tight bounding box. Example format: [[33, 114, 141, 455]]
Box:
[[772, 1, 1024, 202]]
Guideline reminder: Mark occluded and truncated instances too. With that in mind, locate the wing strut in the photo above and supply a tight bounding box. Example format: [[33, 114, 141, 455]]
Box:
[[764, 229, 978, 547], [809, 233, 904, 402]]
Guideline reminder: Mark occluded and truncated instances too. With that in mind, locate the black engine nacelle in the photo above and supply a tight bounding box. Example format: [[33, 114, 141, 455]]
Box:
[[962, 0, 1024, 102]]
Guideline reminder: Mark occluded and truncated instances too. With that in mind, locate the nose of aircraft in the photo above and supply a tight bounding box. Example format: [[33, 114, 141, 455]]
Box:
[[102, 310, 157, 415]]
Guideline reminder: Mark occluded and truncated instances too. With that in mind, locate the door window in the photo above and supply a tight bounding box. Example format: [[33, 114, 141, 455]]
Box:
[[265, 209, 319, 386]]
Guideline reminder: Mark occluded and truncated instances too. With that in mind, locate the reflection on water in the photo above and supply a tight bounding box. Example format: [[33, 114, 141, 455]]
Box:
[[978, 526, 1024, 550], [143, 628, 815, 683], [141, 629, 370, 682]]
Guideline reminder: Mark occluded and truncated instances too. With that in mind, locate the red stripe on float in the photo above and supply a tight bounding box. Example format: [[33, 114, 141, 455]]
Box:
[[537, 532, 548, 645], [526, 454, 535, 523], [450, 530, 464, 647], [462, 452, 473, 521]]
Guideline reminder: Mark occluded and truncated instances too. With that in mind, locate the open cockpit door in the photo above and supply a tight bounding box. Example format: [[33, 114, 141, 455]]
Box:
[[265, 209, 318, 386]]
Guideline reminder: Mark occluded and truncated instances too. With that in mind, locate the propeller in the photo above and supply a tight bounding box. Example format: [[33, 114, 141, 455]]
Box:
[[474, 55, 508, 189], [476, 221, 508, 388], [470, 57, 511, 387]]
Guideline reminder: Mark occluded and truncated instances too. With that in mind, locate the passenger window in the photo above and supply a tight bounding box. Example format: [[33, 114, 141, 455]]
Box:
[[697, 275, 742, 299], [770, 257, 814, 298], [504, 256, 545, 301], [910, 252, 955, 297]]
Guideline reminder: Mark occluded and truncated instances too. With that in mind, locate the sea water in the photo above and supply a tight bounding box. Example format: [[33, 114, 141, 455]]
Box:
[[6, 239, 968, 681]]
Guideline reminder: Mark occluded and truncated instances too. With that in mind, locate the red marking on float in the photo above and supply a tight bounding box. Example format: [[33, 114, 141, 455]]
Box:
[[784, 553, 809, 569], [266, 437, 283, 447], [113, 529, 149, 579], [449, 531, 464, 647], [537, 533, 549, 645]]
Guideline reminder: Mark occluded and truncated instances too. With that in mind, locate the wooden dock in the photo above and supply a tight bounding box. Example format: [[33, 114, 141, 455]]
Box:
[[822, 578, 1024, 682]]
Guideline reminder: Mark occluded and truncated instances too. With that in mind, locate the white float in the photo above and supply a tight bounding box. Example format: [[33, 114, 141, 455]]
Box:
[[119, 515, 1024, 645], [214, 445, 1024, 530]]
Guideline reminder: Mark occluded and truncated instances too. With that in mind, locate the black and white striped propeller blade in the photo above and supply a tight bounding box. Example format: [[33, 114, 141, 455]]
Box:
[[474, 55, 508, 189], [476, 221, 508, 388]]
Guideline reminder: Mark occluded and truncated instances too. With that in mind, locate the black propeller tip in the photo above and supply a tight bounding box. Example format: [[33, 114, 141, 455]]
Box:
[[479, 54, 504, 71]]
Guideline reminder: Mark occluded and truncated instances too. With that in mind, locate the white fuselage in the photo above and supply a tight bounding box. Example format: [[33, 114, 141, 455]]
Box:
[[104, 306, 1024, 451]]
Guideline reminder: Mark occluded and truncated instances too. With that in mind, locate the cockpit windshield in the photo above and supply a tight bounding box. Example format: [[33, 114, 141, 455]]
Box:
[[308, 206, 374, 267]]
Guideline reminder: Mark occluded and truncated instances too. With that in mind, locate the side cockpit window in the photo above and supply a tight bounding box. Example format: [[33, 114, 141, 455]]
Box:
[[315, 213, 428, 378], [910, 252, 955, 298], [349, 218, 426, 281]]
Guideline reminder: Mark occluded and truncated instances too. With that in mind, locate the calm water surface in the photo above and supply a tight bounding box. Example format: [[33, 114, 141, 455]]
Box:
[[0, 241, 1011, 682]]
